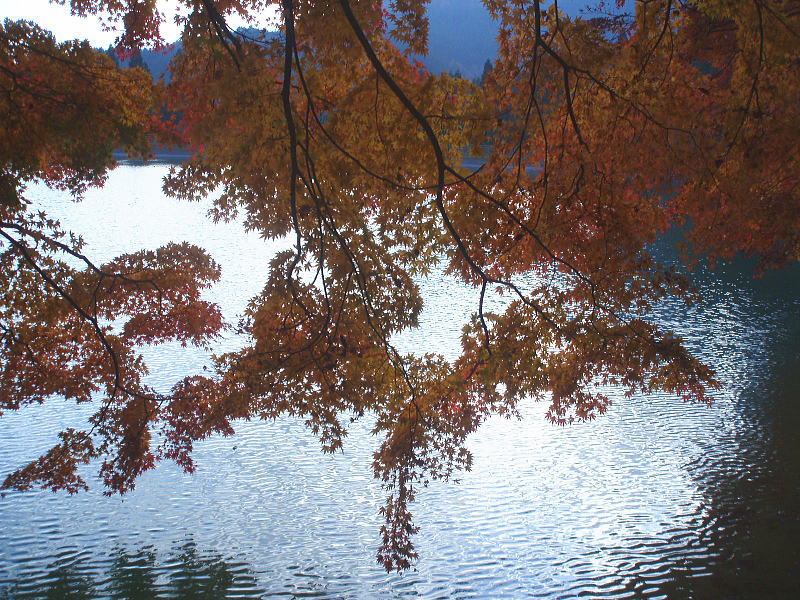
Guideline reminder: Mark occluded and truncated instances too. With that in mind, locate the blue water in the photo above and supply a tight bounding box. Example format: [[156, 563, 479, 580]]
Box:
[[1, 164, 798, 599]]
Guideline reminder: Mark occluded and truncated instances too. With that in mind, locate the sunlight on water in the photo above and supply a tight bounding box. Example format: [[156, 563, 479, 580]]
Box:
[[1, 164, 798, 599]]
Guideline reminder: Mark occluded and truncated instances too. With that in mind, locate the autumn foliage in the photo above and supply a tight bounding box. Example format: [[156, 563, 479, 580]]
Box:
[[1, 0, 798, 570]]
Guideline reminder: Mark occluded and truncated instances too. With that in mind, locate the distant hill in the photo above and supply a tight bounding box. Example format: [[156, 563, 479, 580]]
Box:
[[115, 2, 626, 81], [417, 0, 619, 78], [126, 45, 178, 80], [113, 2, 500, 81], [107, 44, 178, 80], [115, 29, 278, 81], [420, 0, 499, 79], [418, 0, 628, 78]]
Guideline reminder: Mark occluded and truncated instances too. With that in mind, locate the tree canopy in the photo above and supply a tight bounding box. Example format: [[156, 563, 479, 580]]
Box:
[[1, 0, 798, 570]]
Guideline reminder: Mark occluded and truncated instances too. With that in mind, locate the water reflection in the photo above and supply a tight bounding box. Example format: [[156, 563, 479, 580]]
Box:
[[666, 265, 800, 599], [0, 165, 798, 599], [0, 541, 263, 600], [1, 561, 96, 600], [106, 547, 159, 600]]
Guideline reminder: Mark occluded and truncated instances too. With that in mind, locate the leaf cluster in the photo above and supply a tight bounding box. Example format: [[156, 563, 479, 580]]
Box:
[[1, 0, 798, 572]]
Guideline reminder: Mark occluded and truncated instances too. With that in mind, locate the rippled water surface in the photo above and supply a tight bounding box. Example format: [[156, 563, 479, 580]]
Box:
[[1, 164, 798, 599]]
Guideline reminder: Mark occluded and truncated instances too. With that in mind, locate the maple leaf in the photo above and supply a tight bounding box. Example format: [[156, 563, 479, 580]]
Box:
[[1, 0, 798, 572]]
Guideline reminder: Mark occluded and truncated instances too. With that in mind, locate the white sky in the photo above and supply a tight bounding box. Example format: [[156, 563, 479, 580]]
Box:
[[0, 0, 276, 46]]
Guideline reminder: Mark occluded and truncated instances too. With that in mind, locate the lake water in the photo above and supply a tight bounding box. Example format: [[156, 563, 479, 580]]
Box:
[[1, 164, 798, 599]]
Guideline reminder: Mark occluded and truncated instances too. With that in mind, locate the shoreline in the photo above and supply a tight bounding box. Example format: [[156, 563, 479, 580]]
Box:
[[113, 147, 195, 164]]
